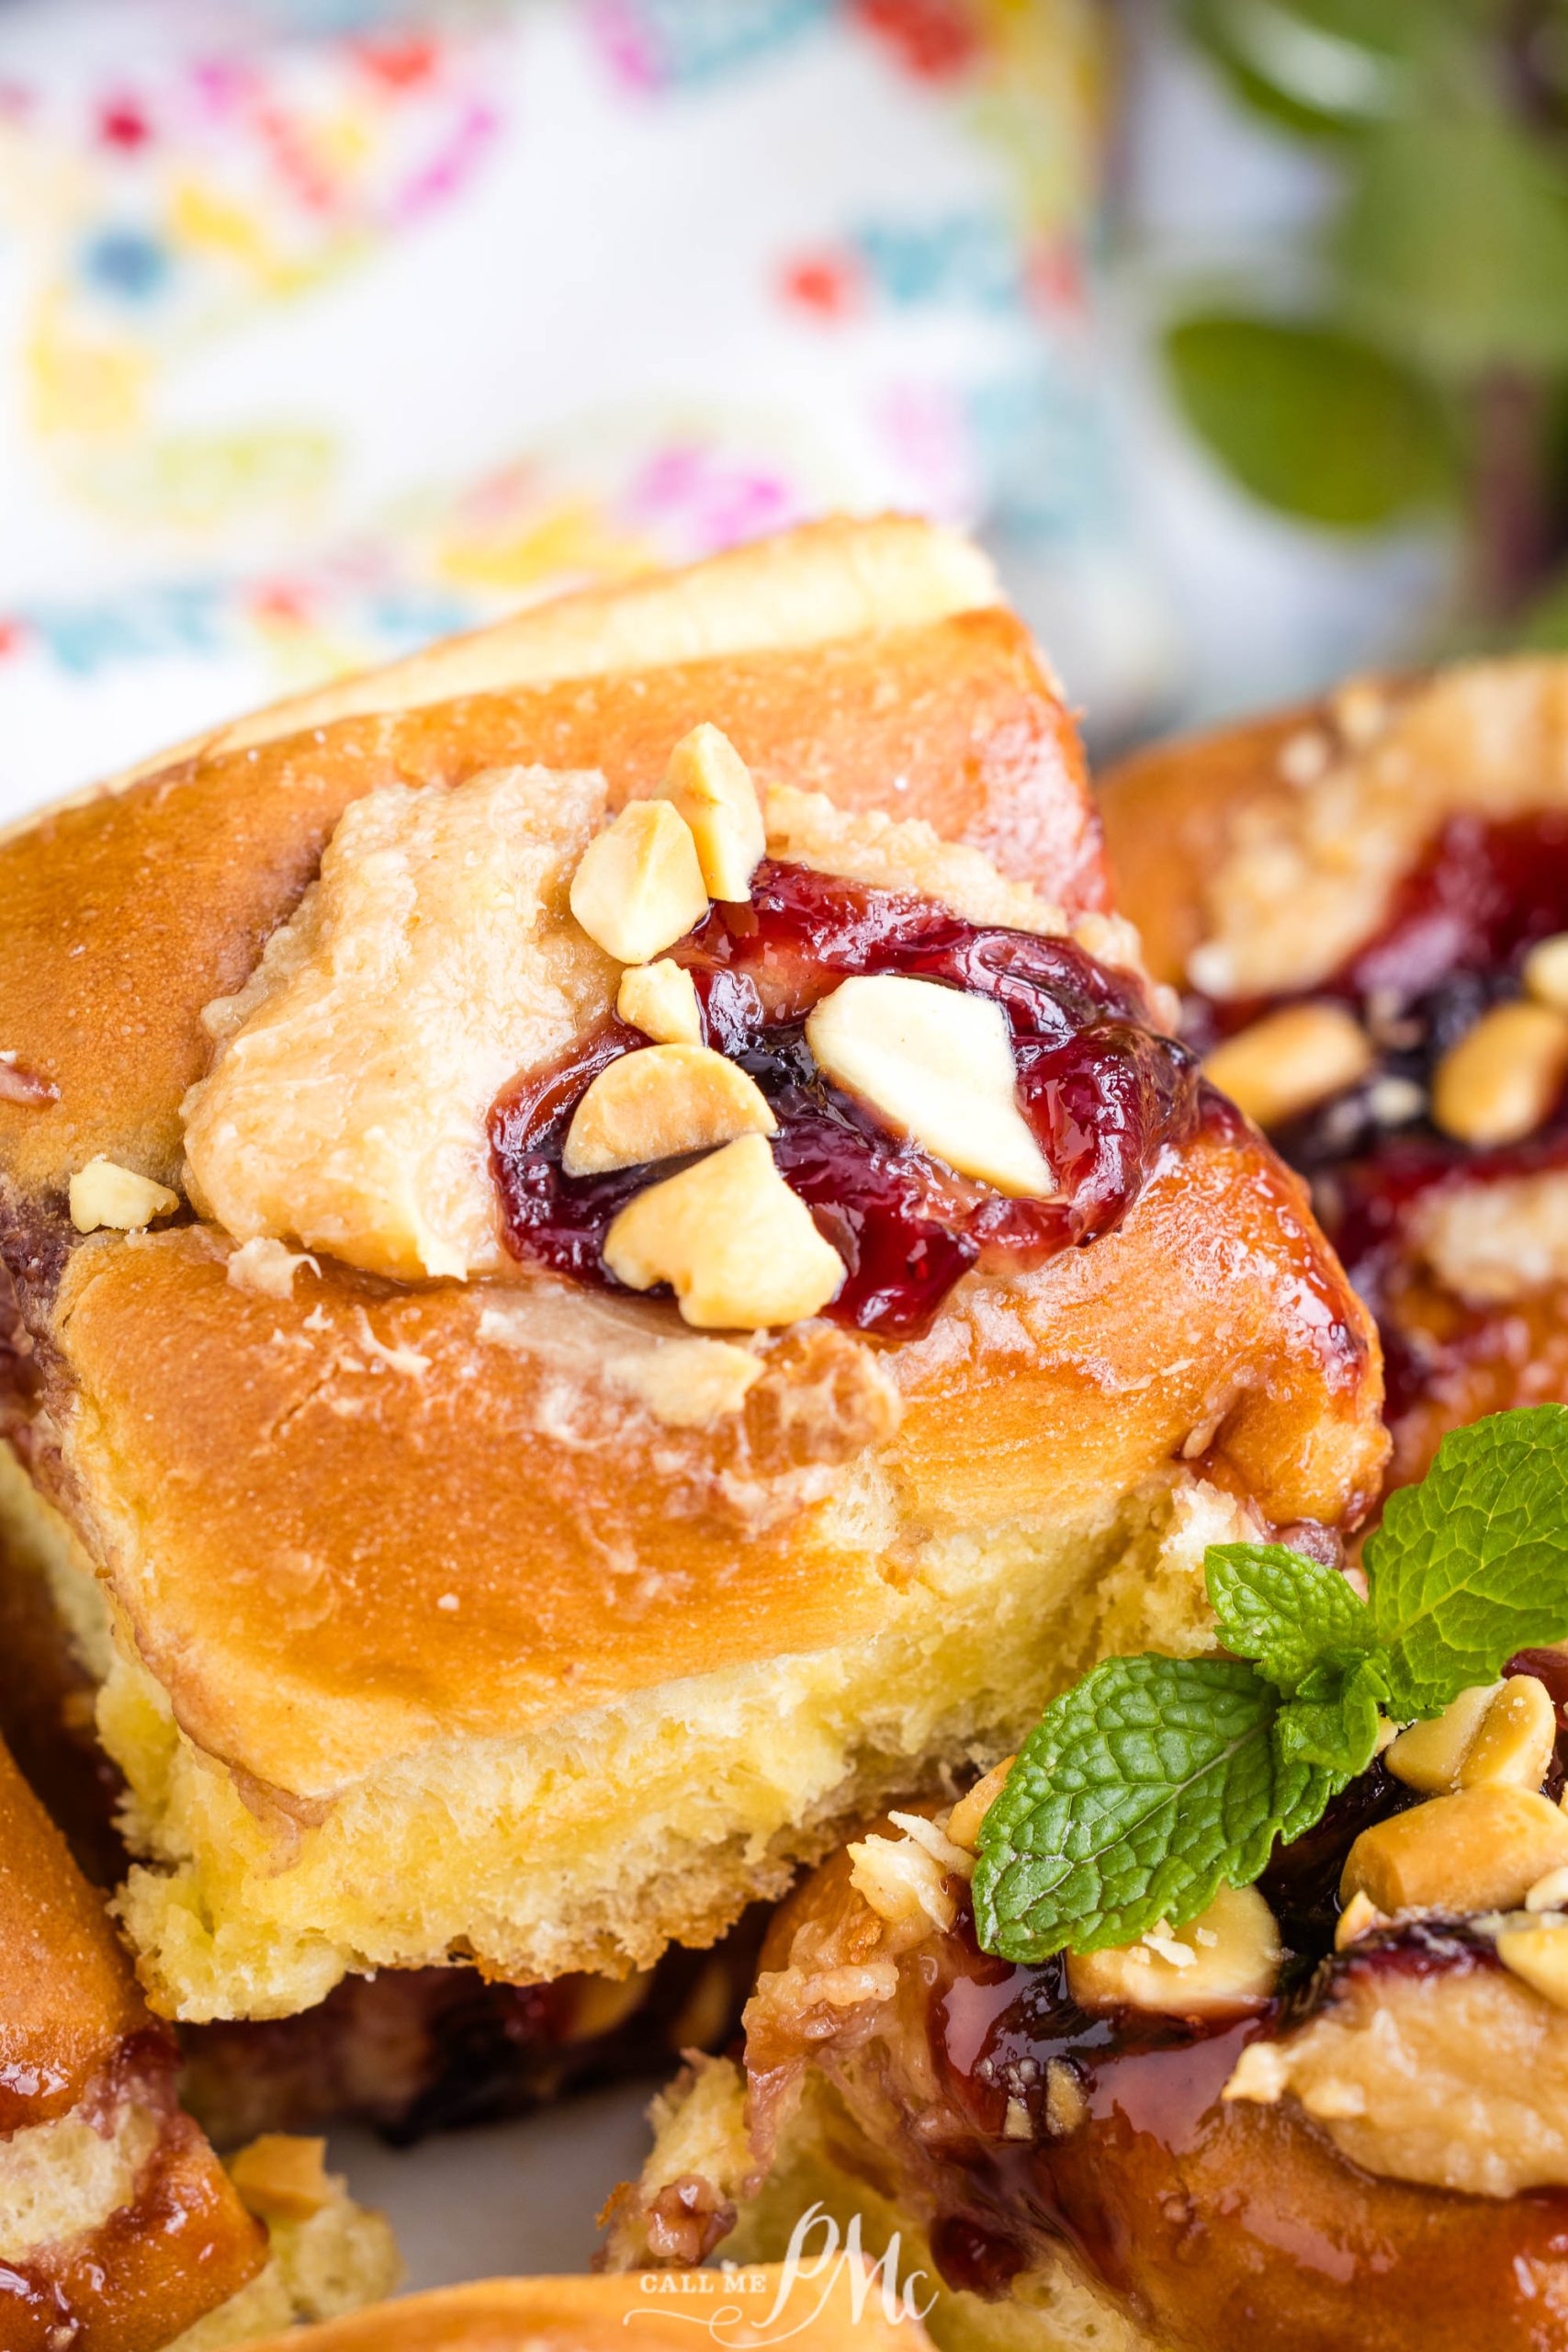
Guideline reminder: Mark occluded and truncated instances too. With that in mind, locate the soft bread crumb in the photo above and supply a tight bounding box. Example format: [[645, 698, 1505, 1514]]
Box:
[[225, 1238, 320, 1301], [171, 2165, 401, 2348], [183, 765, 617, 1281], [79, 1466, 1229, 2019], [0, 2099, 159, 2264]]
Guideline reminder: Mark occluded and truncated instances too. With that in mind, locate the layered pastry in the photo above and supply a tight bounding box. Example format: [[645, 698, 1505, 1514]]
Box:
[[609, 1647, 1568, 2350], [0, 517, 1384, 2044], [1100, 660, 1568, 1501], [243, 2266, 932, 2351], [0, 1730, 397, 2349]]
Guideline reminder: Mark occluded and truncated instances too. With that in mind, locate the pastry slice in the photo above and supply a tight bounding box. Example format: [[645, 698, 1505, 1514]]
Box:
[[0, 518, 1384, 2032], [1100, 658, 1568, 1498], [611, 1514, 1568, 2342], [0, 1731, 397, 2348], [243, 2267, 932, 2350]]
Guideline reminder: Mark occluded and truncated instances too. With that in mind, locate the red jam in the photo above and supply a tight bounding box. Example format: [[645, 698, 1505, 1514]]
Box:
[[1187, 813, 1568, 1419], [491, 860, 1202, 1337]]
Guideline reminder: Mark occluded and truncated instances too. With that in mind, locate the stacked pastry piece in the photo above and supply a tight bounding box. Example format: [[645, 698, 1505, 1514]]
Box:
[[609, 653, 1568, 2352], [0, 1728, 395, 2347], [1100, 660, 1568, 1501], [240, 2267, 933, 2351], [0, 516, 1382, 2116]]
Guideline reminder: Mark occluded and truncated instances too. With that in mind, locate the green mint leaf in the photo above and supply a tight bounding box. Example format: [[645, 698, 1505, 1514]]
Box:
[[1367, 1406, 1568, 1717], [1205, 1542, 1380, 1694], [972, 1655, 1337, 1963], [1275, 1655, 1388, 1776]]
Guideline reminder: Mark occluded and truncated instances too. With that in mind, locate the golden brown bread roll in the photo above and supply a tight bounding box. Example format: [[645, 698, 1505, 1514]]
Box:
[[242, 2266, 933, 2351], [0, 1732, 396, 2348], [0, 519, 1385, 2027], [1100, 659, 1568, 1500], [610, 1686, 1568, 2352]]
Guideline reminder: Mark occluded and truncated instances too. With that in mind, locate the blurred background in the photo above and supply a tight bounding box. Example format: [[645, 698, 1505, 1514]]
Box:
[[0, 0, 1562, 809]]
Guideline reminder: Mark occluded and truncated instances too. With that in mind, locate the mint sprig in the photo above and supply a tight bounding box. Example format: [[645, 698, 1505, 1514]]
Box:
[[973, 1406, 1568, 1965]]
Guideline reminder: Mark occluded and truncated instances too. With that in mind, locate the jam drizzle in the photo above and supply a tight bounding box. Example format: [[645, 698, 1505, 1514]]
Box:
[[913, 1649, 1568, 2311], [491, 860, 1202, 1338], [1187, 813, 1568, 1420]]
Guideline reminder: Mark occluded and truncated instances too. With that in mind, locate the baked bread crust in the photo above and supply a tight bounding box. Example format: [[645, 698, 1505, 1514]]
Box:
[[1099, 659, 1568, 1495], [242, 2267, 931, 2351], [0, 1735, 271, 2348], [0, 521, 1385, 2019]]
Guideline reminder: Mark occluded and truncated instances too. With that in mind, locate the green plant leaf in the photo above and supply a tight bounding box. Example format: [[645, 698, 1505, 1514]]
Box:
[[1367, 1406, 1568, 1716], [1185, 0, 1419, 137], [1335, 107, 1568, 372], [972, 1655, 1337, 1962], [1275, 1654, 1389, 1773], [1163, 312, 1453, 527], [1206, 1541, 1381, 1692]]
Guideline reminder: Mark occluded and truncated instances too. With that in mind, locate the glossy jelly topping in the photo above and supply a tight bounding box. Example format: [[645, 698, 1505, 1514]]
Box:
[[491, 860, 1201, 1336], [914, 1684, 1568, 2330], [1189, 813, 1568, 1418]]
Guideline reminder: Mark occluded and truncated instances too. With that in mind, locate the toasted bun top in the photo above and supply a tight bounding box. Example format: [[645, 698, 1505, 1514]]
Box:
[[0, 521, 1385, 1815], [1100, 659, 1568, 998], [0, 522, 1096, 1206], [244, 2267, 931, 2351], [0, 1733, 146, 2132]]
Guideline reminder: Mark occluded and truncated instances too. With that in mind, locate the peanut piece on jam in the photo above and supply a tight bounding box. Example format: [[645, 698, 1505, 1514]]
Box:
[[617, 957, 704, 1046], [1386, 1683, 1502, 1794], [1432, 1000, 1568, 1148], [563, 1045, 775, 1177], [1461, 1676, 1558, 1793], [1066, 1885, 1280, 2020], [570, 801, 709, 965], [228, 2133, 337, 2222], [69, 1155, 179, 1233], [660, 723, 766, 904], [604, 1133, 844, 1330], [806, 973, 1055, 1199], [1497, 1919, 1568, 2012], [1201, 1002, 1374, 1131], [946, 1756, 1018, 1853], [1524, 931, 1568, 1016], [1342, 1784, 1568, 1915]]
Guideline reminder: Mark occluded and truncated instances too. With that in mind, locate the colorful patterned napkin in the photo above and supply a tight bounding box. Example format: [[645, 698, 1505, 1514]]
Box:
[[0, 0, 1143, 815]]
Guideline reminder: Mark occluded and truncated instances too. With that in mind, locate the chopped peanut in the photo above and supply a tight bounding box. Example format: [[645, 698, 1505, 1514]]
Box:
[[1524, 932, 1568, 1016], [1386, 1682, 1502, 1794], [660, 724, 766, 903], [1201, 1003, 1373, 1131], [1460, 1676, 1558, 1793], [566, 1970, 652, 2043], [1432, 1001, 1568, 1148], [228, 2134, 337, 2222], [1497, 1919, 1568, 2012], [1066, 1886, 1280, 2020], [562, 1044, 775, 1177], [848, 1829, 958, 1934], [1334, 1891, 1389, 1951], [570, 801, 708, 965], [604, 1133, 844, 1330], [946, 1757, 1017, 1853], [1342, 1784, 1568, 1915], [68, 1156, 179, 1234], [617, 957, 703, 1046], [806, 974, 1054, 1197]]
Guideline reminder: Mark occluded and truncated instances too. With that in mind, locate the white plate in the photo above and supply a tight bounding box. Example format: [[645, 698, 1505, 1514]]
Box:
[[326, 2084, 657, 2291]]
